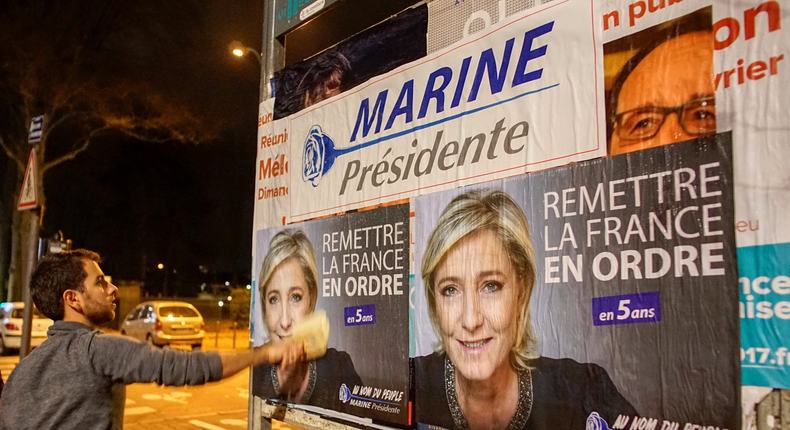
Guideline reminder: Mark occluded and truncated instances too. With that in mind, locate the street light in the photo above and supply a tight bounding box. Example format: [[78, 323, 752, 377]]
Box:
[[157, 263, 164, 270], [229, 40, 261, 64]]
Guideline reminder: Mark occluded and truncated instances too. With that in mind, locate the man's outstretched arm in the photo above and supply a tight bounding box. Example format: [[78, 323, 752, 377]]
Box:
[[218, 341, 303, 379], [90, 333, 303, 385]]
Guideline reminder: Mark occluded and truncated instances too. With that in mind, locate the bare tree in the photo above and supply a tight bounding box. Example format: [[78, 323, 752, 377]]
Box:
[[0, 1, 217, 300]]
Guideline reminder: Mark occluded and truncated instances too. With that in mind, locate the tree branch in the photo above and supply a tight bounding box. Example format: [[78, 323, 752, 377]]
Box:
[[0, 136, 25, 170], [44, 110, 90, 137], [41, 134, 93, 173]]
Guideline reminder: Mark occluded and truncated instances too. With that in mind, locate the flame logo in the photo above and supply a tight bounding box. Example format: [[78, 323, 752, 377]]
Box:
[[302, 125, 329, 187], [300, 124, 381, 187], [339, 383, 351, 403], [586, 412, 611, 430]]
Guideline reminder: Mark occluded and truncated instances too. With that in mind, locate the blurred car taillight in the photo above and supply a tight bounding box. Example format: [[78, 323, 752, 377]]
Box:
[[5, 323, 19, 330], [154, 320, 162, 331], [200, 322, 204, 330]]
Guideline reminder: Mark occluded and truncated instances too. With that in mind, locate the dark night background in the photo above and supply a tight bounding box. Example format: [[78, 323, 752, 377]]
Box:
[[0, 0, 264, 296], [0, 0, 426, 298]]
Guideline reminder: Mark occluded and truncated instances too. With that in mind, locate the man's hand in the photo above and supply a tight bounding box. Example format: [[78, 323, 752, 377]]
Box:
[[218, 341, 304, 379], [271, 341, 310, 397], [265, 340, 305, 368]]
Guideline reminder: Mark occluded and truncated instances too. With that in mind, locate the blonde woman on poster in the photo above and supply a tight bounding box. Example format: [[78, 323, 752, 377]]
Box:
[[252, 229, 363, 409], [415, 189, 636, 430]]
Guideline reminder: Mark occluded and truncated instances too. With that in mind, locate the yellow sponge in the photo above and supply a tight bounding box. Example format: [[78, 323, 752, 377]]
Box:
[[291, 310, 329, 359]]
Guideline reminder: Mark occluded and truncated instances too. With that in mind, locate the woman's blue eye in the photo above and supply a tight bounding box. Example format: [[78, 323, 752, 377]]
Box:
[[290, 294, 302, 303], [440, 286, 458, 297], [268, 296, 279, 305], [482, 282, 501, 293]]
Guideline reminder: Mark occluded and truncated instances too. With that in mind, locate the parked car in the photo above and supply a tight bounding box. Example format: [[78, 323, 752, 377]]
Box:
[[121, 301, 205, 350], [0, 302, 54, 355]]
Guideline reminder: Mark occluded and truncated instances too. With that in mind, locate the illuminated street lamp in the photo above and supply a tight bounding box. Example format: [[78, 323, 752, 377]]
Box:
[[229, 40, 261, 64], [157, 263, 164, 270]]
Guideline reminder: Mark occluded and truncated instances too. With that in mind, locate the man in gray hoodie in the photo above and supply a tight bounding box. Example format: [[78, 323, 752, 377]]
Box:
[[0, 249, 303, 430]]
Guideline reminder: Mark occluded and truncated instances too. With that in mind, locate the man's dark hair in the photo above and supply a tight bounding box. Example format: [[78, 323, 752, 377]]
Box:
[[605, 7, 713, 150], [301, 50, 352, 107], [274, 50, 352, 119], [30, 249, 101, 321]]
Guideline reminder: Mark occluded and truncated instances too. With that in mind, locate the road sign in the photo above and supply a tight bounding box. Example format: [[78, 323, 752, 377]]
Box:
[[17, 149, 38, 210], [274, 0, 338, 36], [28, 115, 44, 143]]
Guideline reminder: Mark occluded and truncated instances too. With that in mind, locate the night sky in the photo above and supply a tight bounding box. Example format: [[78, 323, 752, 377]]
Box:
[[2, 0, 264, 294]]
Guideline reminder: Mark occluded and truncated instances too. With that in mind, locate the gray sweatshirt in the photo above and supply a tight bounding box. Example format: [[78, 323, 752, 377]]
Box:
[[0, 320, 223, 430]]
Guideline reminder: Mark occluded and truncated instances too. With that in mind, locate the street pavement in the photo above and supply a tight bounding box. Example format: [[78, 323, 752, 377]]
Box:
[[123, 329, 254, 430], [124, 367, 250, 430], [0, 329, 308, 430], [0, 355, 18, 384]]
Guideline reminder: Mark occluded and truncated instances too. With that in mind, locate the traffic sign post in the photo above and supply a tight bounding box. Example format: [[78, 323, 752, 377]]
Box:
[[17, 149, 41, 357], [17, 149, 38, 211], [28, 115, 44, 143]]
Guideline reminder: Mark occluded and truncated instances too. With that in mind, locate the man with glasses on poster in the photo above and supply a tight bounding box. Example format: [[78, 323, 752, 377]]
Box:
[[607, 26, 716, 155]]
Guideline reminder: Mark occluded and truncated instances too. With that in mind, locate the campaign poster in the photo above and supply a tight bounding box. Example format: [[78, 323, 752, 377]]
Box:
[[251, 4, 424, 426], [253, 99, 290, 232], [599, 0, 790, 250], [598, 0, 790, 421], [738, 243, 790, 389], [413, 134, 739, 430], [427, 0, 545, 55], [272, 4, 428, 120], [288, 0, 606, 221], [250, 203, 410, 425], [249, 0, 790, 426]]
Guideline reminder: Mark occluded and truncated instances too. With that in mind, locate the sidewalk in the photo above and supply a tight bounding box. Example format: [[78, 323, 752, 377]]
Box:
[[199, 326, 251, 352], [103, 326, 251, 353]]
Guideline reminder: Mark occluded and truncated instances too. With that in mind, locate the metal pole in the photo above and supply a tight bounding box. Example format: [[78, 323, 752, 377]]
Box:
[[19, 235, 44, 360], [251, 2, 281, 426], [260, 0, 284, 102], [233, 321, 237, 349], [215, 320, 220, 348]]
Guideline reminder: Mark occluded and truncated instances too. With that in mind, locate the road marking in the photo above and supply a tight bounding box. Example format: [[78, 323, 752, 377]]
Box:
[[177, 409, 246, 419], [141, 392, 191, 404], [167, 392, 192, 403], [126, 399, 136, 405], [220, 419, 247, 426], [189, 420, 227, 430], [125, 406, 156, 416], [0, 357, 19, 375]]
